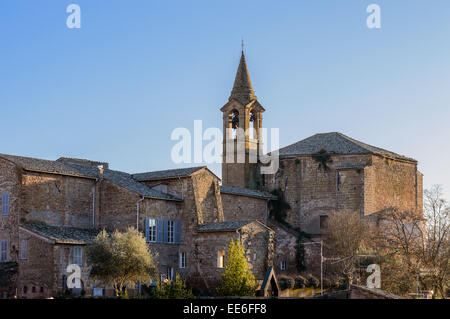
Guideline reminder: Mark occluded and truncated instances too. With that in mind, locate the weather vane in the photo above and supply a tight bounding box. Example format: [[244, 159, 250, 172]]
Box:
[[241, 38, 244, 53]]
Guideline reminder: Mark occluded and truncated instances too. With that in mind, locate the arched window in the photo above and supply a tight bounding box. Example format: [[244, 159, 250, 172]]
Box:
[[228, 110, 239, 139], [249, 111, 256, 139]]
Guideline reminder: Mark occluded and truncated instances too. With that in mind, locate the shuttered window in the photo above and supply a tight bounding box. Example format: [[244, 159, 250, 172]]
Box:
[[145, 218, 157, 242], [0, 240, 8, 262], [146, 218, 182, 244], [73, 247, 83, 266], [1, 194, 10, 216]]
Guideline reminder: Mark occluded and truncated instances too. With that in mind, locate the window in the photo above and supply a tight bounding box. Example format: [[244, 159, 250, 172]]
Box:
[[179, 252, 186, 269], [73, 247, 83, 266], [167, 267, 174, 281], [146, 218, 181, 244], [0, 240, 7, 262], [23, 286, 28, 294], [217, 250, 225, 268], [147, 218, 157, 242], [1, 193, 9, 216], [280, 260, 287, 271], [167, 220, 174, 243], [20, 239, 27, 260]]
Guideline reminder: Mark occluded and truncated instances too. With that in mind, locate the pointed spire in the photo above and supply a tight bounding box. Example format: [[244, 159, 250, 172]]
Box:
[[229, 50, 257, 105]]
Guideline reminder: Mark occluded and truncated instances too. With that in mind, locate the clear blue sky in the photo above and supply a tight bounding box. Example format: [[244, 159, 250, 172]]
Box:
[[1, 1, 449, 198]]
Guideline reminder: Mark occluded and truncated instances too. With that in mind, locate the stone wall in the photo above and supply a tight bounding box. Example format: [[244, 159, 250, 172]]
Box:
[[21, 171, 95, 228], [221, 193, 267, 223], [0, 158, 21, 298], [264, 154, 371, 233], [17, 228, 55, 298], [363, 155, 421, 216]]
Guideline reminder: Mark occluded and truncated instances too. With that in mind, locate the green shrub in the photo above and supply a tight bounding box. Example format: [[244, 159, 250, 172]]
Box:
[[156, 274, 195, 299], [278, 275, 295, 290], [294, 275, 307, 289], [216, 239, 256, 297]]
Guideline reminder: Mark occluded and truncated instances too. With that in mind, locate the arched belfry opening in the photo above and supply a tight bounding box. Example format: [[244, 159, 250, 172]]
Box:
[[220, 50, 266, 190], [228, 109, 240, 140]]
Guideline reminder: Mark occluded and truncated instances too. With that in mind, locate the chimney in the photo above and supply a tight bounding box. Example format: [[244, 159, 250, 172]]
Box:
[[97, 165, 104, 178]]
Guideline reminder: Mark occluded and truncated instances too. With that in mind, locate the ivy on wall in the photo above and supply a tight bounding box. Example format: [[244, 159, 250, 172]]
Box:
[[268, 188, 311, 272], [312, 148, 333, 171], [0, 262, 18, 288]]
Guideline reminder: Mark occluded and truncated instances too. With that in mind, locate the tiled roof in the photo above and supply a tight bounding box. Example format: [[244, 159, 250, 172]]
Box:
[[220, 185, 276, 200], [132, 166, 206, 181], [0, 154, 181, 201], [0, 153, 95, 178], [277, 132, 416, 162], [198, 220, 254, 232], [20, 222, 101, 244]]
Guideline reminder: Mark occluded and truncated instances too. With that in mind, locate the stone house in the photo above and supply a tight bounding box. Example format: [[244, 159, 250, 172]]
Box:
[[0, 155, 275, 298]]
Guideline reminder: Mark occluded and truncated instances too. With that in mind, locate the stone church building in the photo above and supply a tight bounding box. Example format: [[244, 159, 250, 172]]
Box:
[[0, 51, 422, 298]]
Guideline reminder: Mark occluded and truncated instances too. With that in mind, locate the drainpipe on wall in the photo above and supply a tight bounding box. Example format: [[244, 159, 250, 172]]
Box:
[[136, 196, 145, 233]]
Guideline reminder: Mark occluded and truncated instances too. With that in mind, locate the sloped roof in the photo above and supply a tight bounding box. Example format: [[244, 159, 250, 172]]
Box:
[[60, 161, 182, 201], [132, 166, 206, 181], [20, 222, 101, 244], [0, 153, 95, 178], [198, 220, 272, 233], [0, 154, 181, 201], [278, 132, 416, 162], [198, 220, 254, 232], [220, 185, 276, 200]]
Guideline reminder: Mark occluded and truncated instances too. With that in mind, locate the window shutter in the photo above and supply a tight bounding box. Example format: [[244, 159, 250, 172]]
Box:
[[156, 219, 164, 243], [1, 240, 7, 262], [144, 218, 149, 242], [1, 194, 6, 216], [163, 220, 169, 243], [174, 221, 182, 243], [5, 194, 9, 216]]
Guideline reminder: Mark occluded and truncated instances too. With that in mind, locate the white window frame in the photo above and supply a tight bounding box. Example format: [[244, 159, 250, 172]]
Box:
[[20, 239, 27, 260], [167, 267, 174, 281], [73, 246, 83, 266], [217, 250, 225, 268], [167, 220, 174, 243], [148, 218, 157, 242], [280, 260, 287, 270], [179, 252, 186, 269]]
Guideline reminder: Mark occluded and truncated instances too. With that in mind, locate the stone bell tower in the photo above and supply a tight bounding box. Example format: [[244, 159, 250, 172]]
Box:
[[221, 50, 265, 189]]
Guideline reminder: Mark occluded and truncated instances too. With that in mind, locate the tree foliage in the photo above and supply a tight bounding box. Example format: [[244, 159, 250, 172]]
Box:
[[323, 210, 374, 288], [216, 239, 256, 297], [86, 227, 158, 296], [375, 185, 449, 298], [156, 273, 194, 299]]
